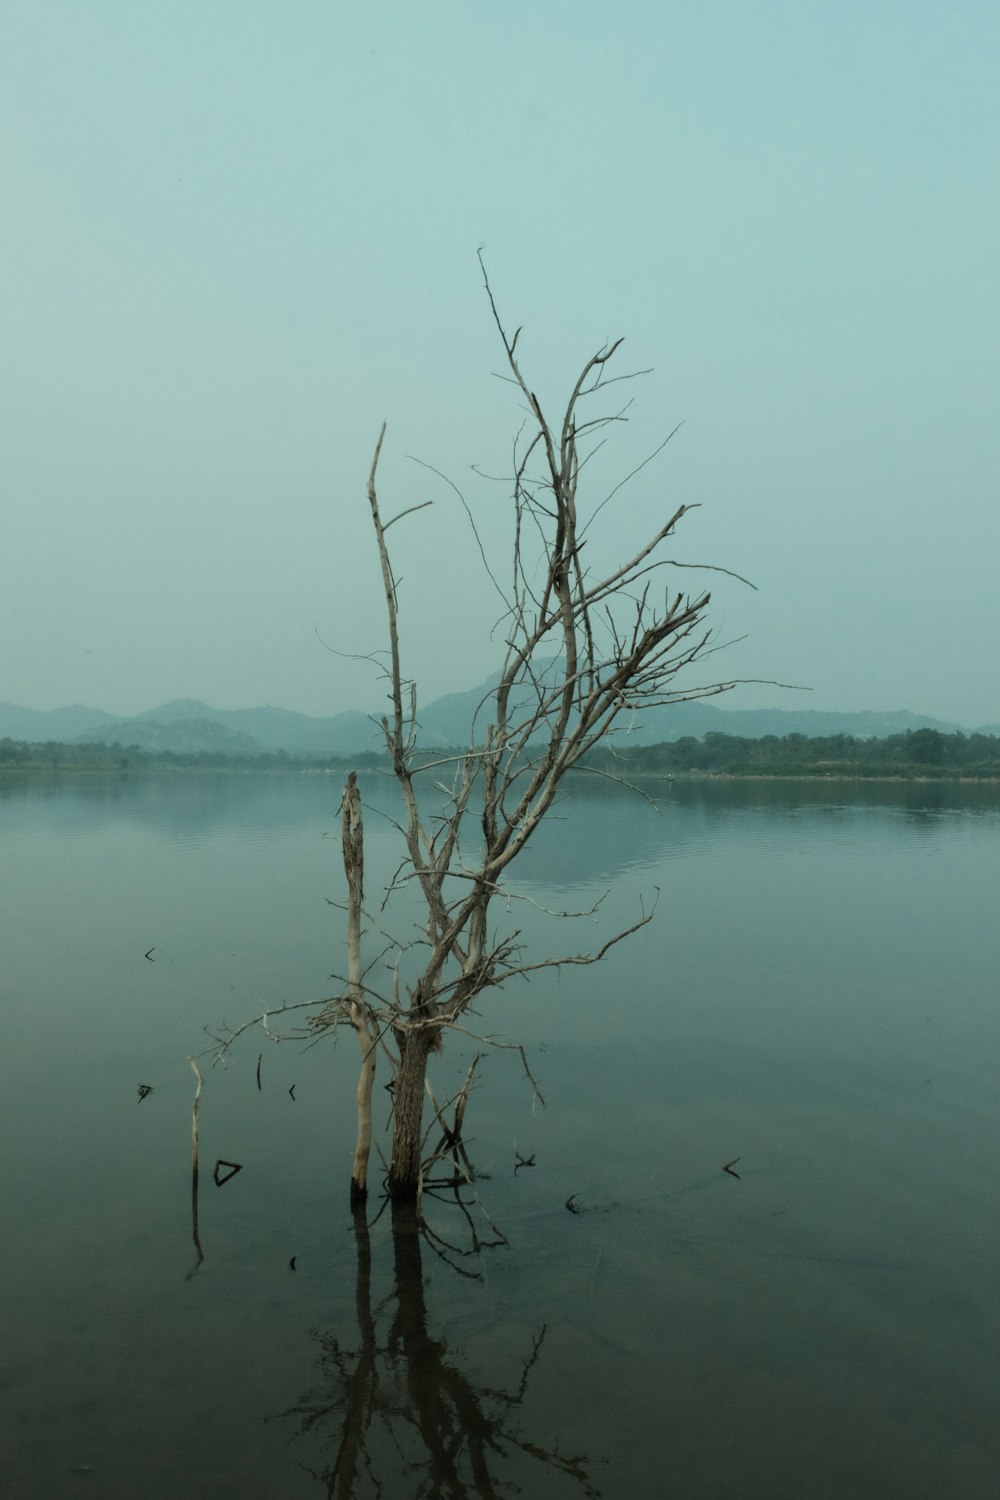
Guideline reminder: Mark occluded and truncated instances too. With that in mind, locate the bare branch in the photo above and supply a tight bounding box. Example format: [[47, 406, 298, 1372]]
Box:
[[407, 454, 510, 609], [502, 891, 659, 978], [382, 499, 434, 531], [570, 761, 665, 810]]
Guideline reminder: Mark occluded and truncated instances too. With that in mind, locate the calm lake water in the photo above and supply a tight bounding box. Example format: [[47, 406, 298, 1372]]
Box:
[[1, 772, 998, 1498]]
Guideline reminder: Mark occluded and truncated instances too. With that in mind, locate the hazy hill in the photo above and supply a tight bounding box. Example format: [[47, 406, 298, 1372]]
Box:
[[0, 701, 119, 741], [629, 702, 964, 743], [124, 698, 383, 754], [0, 682, 975, 756], [414, 672, 965, 747], [73, 716, 263, 756]]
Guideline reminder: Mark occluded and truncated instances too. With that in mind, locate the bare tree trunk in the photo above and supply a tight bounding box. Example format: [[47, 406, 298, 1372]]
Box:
[[343, 772, 377, 1208], [388, 1028, 433, 1200]]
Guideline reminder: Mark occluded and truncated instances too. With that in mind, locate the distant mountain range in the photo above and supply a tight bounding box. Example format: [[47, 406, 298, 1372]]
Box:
[[0, 680, 994, 758], [0, 697, 380, 756]]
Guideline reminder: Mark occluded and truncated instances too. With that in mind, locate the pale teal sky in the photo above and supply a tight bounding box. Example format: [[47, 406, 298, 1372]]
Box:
[[2, 1, 998, 724]]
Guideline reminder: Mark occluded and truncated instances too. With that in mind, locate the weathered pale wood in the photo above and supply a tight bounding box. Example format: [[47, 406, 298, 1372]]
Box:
[[188, 1058, 204, 1273], [342, 772, 377, 1206]]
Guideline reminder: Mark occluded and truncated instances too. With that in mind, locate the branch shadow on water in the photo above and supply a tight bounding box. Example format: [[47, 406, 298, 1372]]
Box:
[[270, 1198, 602, 1498]]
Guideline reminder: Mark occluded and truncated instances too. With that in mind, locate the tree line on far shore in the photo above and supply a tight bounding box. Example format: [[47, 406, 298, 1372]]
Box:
[[3, 725, 1000, 778], [582, 726, 1000, 778], [0, 737, 384, 771]]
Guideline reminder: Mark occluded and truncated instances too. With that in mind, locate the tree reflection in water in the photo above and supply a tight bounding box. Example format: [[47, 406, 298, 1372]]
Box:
[[274, 1200, 600, 1497]]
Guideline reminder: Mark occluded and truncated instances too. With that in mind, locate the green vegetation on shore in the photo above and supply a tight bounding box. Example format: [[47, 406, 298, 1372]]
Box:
[[4, 725, 1000, 779], [582, 726, 1000, 779], [0, 738, 382, 772]]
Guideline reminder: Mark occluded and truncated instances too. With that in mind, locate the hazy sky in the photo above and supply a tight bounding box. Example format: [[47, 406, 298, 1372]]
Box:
[[3, 2, 998, 725]]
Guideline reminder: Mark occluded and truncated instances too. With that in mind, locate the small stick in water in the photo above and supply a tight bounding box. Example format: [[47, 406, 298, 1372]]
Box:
[[188, 1059, 205, 1272]]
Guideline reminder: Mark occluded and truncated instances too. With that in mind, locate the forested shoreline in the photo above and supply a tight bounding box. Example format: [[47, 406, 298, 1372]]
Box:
[[0, 738, 378, 772], [3, 726, 1000, 779], [582, 726, 1000, 779]]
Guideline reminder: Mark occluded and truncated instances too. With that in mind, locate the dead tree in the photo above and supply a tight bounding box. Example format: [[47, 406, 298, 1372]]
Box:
[[318, 262, 756, 1201], [208, 264, 758, 1203]]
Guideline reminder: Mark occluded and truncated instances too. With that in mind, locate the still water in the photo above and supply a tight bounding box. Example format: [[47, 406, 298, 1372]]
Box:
[[1, 772, 998, 1498]]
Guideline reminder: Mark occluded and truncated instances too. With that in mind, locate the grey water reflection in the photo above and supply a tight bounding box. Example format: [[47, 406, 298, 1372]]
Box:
[[5, 767, 998, 873], [3, 771, 1000, 1497], [276, 1204, 600, 1498], [512, 773, 1000, 887]]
